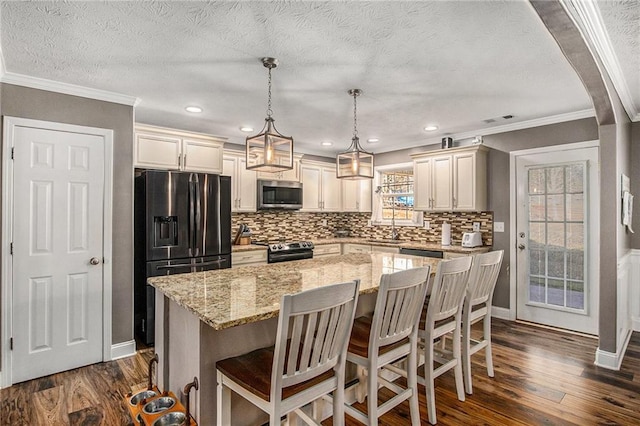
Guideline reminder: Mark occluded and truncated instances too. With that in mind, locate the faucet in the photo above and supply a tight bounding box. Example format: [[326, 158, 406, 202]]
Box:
[[391, 199, 399, 240]]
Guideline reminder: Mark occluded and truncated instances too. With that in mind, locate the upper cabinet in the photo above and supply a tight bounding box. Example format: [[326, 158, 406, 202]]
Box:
[[342, 179, 372, 212], [300, 161, 342, 212], [134, 124, 225, 173], [256, 154, 303, 182], [222, 151, 257, 212], [412, 145, 488, 212]]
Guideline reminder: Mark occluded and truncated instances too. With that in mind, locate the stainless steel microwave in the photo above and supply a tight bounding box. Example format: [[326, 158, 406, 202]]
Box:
[[257, 180, 303, 210]]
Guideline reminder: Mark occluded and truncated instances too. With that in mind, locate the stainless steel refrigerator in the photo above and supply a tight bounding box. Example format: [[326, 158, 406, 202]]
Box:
[[134, 170, 231, 344]]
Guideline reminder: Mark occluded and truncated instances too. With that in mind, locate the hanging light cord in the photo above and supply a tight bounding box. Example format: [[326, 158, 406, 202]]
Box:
[[352, 91, 358, 139], [266, 66, 273, 119]]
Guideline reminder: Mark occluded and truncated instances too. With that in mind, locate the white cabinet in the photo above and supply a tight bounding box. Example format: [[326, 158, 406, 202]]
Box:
[[222, 151, 257, 212], [342, 179, 372, 212], [301, 161, 342, 212], [232, 250, 267, 267], [135, 124, 225, 173], [411, 145, 488, 212], [371, 245, 400, 254], [313, 243, 342, 257], [256, 155, 302, 182]]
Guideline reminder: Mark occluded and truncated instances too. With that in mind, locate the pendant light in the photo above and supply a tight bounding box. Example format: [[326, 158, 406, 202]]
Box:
[[336, 89, 374, 179], [246, 57, 294, 172]]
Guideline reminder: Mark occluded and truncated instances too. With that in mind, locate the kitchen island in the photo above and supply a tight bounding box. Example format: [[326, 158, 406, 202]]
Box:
[[148, 252, 441, 425]]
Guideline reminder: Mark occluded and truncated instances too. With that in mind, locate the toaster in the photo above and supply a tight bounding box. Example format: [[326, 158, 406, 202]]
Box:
[[461, 232, 483, 248]]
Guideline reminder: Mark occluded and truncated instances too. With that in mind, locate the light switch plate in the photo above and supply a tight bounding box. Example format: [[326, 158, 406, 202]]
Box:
[[473, 222, 480, 232], [495, 222, 505, 232]]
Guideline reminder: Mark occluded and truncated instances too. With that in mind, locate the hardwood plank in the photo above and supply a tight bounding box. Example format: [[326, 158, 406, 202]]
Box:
[[64, 371, 101, 414], [32, 385, 69, 425], [68, 406, 105, 426]]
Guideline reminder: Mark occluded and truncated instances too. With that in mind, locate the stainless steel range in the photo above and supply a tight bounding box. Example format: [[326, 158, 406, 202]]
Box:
[[258, 241, 314, 263]]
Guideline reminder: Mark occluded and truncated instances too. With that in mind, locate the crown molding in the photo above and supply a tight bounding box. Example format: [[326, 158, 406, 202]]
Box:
[[0, 71, 140, 106], [563, 0, 639, 122]]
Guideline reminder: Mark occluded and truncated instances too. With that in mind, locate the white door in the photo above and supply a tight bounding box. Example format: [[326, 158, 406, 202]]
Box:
[[10, 125, 106, 383], [432, 155, 453, 211], [321, 167, 342, 212], [301, 165, 322, 211], [515, 146, 599, 334]]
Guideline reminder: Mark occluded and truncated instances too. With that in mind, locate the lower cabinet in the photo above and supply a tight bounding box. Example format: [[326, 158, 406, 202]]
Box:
[[232, 250, 267, 267], [313, 243, 342, 257]]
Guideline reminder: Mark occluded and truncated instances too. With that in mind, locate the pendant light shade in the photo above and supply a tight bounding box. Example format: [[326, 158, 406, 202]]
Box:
[[246, 57, 293, 172], [336, 89, 374, 179]]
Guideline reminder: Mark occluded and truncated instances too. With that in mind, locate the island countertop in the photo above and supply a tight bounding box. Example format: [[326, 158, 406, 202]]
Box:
[[148, 252, 441, 331]]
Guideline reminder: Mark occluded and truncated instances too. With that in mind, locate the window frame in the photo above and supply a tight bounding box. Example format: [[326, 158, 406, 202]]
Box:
[[372, 162, 422, 227]]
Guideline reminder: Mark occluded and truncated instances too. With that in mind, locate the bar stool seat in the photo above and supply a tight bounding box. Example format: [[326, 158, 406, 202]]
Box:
[[347, 316, 410, 359]]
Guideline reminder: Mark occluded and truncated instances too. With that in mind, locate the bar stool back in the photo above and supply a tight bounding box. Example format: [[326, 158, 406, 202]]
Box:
[[216, 280, 360, 426]]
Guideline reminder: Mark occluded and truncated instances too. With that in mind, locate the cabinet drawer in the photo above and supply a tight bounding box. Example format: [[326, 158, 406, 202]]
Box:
[[371, 246, 400, 254], [342, 243, 371, 254], [232, 250, 267, 266], [313, 243, 341, 257]]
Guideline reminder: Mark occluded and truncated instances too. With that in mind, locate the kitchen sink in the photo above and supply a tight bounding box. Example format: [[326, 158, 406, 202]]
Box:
[[365, 239, 403, 245]]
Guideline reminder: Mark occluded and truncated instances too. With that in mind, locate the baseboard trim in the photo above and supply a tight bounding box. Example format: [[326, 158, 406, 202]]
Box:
[[633, 317, 640, 332], [491, 306, 511, 320], [111, 340, 137, 361], [595, 328, 632, 370]]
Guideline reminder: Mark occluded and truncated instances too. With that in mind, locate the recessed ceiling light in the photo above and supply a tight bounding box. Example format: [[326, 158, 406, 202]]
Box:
[[321, 141, 333, 146], [424, 125, 438, 131], [185, 106, 203, 113], [240, 126, 254, 132], [367, 138, 379, 143]]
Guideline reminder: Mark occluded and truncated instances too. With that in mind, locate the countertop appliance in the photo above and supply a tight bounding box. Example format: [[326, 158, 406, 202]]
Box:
[[134, 170, 231, 345], [255, 240, 314, 263], [462, 232, 483, 248], [257, 180, 303, 210]]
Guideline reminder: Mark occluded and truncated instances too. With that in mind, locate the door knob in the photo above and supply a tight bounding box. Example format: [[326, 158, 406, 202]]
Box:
[[89, 257, 101, 265], [518, 244, 526, 250]]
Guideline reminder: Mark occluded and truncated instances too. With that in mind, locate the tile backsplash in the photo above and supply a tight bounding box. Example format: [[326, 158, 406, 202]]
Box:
[[233, 211, 493, 246]]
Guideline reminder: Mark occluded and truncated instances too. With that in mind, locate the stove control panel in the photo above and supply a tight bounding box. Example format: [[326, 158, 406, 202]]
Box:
[[269, 241, 315, 252]]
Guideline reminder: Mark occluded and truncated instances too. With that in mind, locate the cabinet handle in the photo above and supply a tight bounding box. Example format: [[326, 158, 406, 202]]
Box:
[[183, 154, 187, 168], [178, 154, 182, 168]]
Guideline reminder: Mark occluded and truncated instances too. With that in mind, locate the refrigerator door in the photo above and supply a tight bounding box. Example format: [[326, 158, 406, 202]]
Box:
[[192, 173, 232, 257], [144, 171, 192, 261]]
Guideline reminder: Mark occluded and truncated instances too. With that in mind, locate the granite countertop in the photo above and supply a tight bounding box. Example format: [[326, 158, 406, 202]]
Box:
[[149, 252, 440, 331], [232, 237, 490, 254]]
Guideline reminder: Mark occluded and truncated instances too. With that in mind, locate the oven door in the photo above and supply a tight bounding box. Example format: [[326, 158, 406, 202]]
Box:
[[268, 250, 313, 263]]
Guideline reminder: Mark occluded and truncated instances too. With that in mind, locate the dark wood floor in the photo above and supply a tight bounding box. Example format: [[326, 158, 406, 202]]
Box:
[[2, 319, 640, 425]]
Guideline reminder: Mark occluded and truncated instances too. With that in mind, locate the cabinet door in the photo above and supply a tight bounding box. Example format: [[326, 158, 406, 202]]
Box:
[[432, 155, 453, 211], [321, 166, 342, 211], [413, 157, 432, 210], [182, 139, 223, 173], [222, 155, 238, 210], [342, 180, 359, 212], [134, 133, 181, 169], [279, 158, 300, 182], [453, 151, 475, 210], [301, 165, 322, 211], [236, 157, 257, 212], [359, 179, 372, 212]]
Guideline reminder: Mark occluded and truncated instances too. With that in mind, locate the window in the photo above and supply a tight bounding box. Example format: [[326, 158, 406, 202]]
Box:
[[372, 163, 421, 226]]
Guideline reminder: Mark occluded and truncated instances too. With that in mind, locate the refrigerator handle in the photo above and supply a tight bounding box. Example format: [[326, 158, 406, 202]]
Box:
[[194, 175, 202, 257], [188, 175, 195, 257]]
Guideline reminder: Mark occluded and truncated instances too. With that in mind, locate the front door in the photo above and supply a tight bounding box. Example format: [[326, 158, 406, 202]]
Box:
[[10, 122, 106, 383], [515, 146, 599, 334]]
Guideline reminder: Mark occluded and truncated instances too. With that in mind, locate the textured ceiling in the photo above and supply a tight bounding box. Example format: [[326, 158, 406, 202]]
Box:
[[1, 1, 629, 155]]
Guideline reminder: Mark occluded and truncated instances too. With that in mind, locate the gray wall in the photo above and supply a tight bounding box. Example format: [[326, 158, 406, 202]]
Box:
[[0, 83, 135, 346]]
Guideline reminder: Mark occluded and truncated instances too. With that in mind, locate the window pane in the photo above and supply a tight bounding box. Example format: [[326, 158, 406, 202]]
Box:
[[547, 249, 565, 279], [547, 223, 565, 248], [566, 164, 584, 193], [530, 248, 545, 276], [529, 276, 545, 303], [566, 194, 584, 222], [528, 169, 545, 194], [547, 279, 565, 306], [547, 194, 565, 221], [567, 250, 584, 281], [567, 280, 584, 309], [529, 222, 545, 245], [566, 223, 584, 251], [546, 167, 565, 194], [529, 195, 545, 221]]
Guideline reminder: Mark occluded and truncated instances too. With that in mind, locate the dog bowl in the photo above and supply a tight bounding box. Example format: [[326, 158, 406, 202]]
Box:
[[143, 396, 176, 414], [129, 390, 158, 406], [152, 411, 187, 426]]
